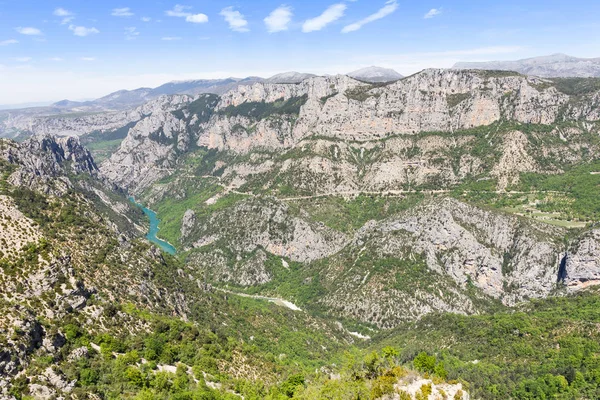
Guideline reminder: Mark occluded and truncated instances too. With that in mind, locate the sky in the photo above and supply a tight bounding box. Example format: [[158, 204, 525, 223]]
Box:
[[0, 0, 599, 105]]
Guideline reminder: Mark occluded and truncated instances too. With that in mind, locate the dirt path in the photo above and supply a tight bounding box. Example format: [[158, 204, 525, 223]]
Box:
[[215, 288, 302, 311]]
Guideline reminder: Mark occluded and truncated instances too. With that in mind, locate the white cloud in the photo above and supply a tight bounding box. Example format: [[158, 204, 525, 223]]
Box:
[[69, 25, 100, 37], [166, 4, 192, 17], [81, 57, 96, 61], [424, 8, 442, 19], [264, 5, 293, 33], [14, 57, 32, 62], [48, 57, 63, 61], [0, 39, 18, 46], [54, 8, 75, 24], [220, 7, 249, 32], [186, 14, 208, 24], [16, 27, 42, 35], [166, 5, 208, 24], [112, 7, 134, 17], [125, 27, 139, 40], [162, 36, 182, 41], [342, 0, 398, 33], [141, 17, 151, 22], [302, 4, 346, 33], [53, 8, 72, 17]]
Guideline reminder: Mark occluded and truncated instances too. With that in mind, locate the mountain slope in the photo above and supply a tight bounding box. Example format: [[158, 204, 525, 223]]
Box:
[[0, 136, 365, 398], [454, 53, 600, 77]]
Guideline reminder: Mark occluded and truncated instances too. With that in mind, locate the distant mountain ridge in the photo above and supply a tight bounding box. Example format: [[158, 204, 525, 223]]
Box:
[[453, 53, 600, 77], [50, 77, 264, 111], [47, 67, 404, 112], [348, 66, 403, 82]]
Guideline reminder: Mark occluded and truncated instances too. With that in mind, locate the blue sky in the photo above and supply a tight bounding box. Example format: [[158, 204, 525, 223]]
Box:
[[1, 0, 599, 104]]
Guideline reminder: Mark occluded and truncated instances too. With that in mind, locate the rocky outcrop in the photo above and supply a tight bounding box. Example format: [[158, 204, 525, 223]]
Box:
[[187, 198, 347, 263], [372, 198, 564, 304], [181, 209, 197, 240], [564, 229, 600, 290], [2, 135, 97, 194]]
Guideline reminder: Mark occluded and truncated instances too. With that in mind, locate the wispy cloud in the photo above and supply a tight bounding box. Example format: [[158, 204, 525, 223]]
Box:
[[424, 8, 442, 19], [264, 5, 293, 33], [112, 7, 134, 17], [125, 27, 139, 40], [161, 36, 182, 41], [54, 8, 75, 24], [53, 8, 72, 17], [302, 4, 346, 33], [69, 25, 100, 37], [166, 4, 192, 17], [165, 4, 208, 24], [16, 27, 42, 36], [48, 57, 63, 62], [14, 57, 32, 62], [0, 39, 18, 46], [81, 57, 96, 61], [342, 0, 398, 33], [141, 17, 151, 22], [220, 7, 249, 32]]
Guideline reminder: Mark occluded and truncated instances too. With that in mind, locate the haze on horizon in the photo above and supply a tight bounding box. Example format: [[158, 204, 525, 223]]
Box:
[[1, 0, 599, 105]]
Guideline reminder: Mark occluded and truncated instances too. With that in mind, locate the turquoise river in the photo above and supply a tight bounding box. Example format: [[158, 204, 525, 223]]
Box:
[[129, 197, 177, 255]]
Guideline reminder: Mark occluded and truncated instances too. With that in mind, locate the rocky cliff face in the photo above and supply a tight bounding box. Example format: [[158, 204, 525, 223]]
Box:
[[100, 69, 600, 194], [1, 135, 97, 195], [177, 195, 572, 327], [564, 230, 600, 290]]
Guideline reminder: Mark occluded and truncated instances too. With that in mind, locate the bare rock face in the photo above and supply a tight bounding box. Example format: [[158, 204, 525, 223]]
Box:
[[42, 366, 75, 393], [101, 109, 188, 190], [372, 198, 564, 304], [564, 230, 600, 290], [181, 209, 197, 240], [204, 69, 578, 148], [67, 346, 89, 361], [187, 198, 347, 264], [2, 135, 97, 194]]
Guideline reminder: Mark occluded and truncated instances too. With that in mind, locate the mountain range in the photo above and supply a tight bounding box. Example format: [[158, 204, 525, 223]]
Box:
[[0, 67, 403, 115], [453, 53, 600, 77]]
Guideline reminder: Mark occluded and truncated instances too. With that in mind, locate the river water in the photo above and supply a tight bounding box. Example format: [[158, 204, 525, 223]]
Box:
[[129, 197, 177, 255]]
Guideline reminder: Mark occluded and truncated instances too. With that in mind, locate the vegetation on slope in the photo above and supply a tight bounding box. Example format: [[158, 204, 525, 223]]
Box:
[[218, 96, 308, 120], [375, 289, 600, 399]]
